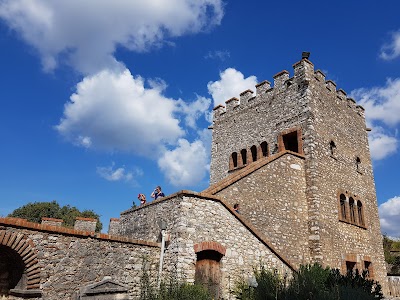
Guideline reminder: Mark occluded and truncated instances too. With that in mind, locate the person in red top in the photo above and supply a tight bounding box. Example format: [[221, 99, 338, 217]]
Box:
[[138, 193, 146, 206]]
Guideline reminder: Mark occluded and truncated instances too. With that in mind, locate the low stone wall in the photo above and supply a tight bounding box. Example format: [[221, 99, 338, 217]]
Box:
[[388, 276, 400, 298], [0, 218, 160, 300], [118, 191, 295, 298]]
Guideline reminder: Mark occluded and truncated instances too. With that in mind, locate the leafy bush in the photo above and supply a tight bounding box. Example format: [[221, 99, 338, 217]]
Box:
[[8, 200, 102, 232], [233, 263, 383, 300]]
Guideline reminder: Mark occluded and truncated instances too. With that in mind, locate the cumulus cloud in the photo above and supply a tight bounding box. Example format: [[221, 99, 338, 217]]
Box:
[[158, 138, 209, 187], [379, 196, 400, 237], [207, 68, 258, 107], [0, 0, 224, 74], [97, 163, 142, 182], [380, 30, 400, 60], [350, 79, 400, 160], [56, 68, 184, 156], [368, 127, 398, 160], [177, 96, 211, 129], [352, 78, 400, 127]]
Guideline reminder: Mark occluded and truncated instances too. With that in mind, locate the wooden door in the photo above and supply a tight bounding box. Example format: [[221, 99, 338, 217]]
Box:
[[195, 250, 222, 299]]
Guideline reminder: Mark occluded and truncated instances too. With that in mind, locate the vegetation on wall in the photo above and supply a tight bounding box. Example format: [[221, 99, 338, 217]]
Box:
[[383, 235, 400, 274], [7, 200, 102, 232], [232, 263, 383, 300]]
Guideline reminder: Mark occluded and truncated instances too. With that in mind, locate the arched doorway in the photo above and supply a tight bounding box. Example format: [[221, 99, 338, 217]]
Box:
[[194, 242, 226, 299], [0, 245, 25, 296]]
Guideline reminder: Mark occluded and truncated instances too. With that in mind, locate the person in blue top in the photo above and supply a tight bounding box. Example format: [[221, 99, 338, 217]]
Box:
[[151, 186, 165, 200]]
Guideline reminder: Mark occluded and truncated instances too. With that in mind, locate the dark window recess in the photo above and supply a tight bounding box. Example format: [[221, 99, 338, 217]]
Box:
[[250, 145, 257, 162], [349, 198, 356, 223], [356, 157, 361, 171], [346, 261, 357, 274], [241, 149, 247, 165], [330, 140, 336, 156], [357, 201, 364, 226], [232, 152, 238, 168], [282, 131, 299, 153], [364, 261, 371, 277], [340, 194, 347, 220], [261, 142, 268, 157]]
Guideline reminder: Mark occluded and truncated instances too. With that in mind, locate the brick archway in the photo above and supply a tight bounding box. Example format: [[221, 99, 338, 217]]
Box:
[[194, 241, 226, 256], [0, 230, 41, 290]]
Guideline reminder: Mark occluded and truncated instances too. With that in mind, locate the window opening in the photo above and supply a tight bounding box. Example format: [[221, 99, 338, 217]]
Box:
[[260, 142, 268, 157], [232, 152, 238, 168], [250, 145, 257, 162], [364, 261, 372, 278], [282, 131, 299, 153], [349, 198, 356, 223], [330, 140, 336, 156], [356, 157, 361, 171], [346, 261, 357, 275], [241, 149, 247, 165], [340, 194, 347, 220], [357, 201, 364, 226]]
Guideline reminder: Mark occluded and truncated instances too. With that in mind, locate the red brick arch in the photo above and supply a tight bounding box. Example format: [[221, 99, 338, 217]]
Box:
[[194, 241, 226, 256], [0, 230, 41, 290]]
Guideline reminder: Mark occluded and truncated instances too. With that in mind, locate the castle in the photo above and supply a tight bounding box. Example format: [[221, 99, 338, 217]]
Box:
[[0, 53, 393, 299]]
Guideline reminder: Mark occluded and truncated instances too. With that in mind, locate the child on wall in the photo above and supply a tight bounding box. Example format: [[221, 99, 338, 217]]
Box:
[[138, 194, 146, 206]]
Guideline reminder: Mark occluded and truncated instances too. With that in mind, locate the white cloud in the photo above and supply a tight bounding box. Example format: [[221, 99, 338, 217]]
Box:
[[56, 68, 184, 156], [207, 68, 258, 107], [158, 138, 209, 187], [380, 30, 400, 60], [0, 0, 224, 74], [205, 50, 230, 61], [97, 163, 141, 182], [177, 96, 211, 129], [368, 127, 398, 160], [352, 78, 400, 127], [379, 196, 400, 237]]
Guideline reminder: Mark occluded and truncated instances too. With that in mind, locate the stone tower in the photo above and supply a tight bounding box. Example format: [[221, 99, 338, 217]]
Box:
[[208, 53, 388, 289]]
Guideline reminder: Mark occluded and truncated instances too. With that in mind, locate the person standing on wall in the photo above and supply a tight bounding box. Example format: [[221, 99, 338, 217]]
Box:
[[151, 186, 165, 200]]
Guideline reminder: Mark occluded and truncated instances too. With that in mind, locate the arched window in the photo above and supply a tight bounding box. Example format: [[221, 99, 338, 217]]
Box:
[[356, 157, 361, 171], [250, 145, 257, 162], [260, 142, 268, 157], [340, 194, 347, 220], [330, 140, 336, 156], [241, 149, 247, 166], [357, 201, 364, 226], [349, 197, 356, 223], [231, 152, 238, 169]]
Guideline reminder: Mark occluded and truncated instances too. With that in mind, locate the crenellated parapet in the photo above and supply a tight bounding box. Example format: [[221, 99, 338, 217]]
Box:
[[212, 55, 365, 121]]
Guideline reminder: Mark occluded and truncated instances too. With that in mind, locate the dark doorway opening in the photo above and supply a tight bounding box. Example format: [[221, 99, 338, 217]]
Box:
[[0, 245, 25, 296], [282, 131, 299, 153]]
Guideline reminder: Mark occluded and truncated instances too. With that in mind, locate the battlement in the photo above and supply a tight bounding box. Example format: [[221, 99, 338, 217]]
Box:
[[212, 55, 365, 120]]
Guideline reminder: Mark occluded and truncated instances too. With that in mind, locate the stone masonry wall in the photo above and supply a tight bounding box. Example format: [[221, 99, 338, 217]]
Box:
[[212, 153, 309, 268], [210, 60, 311, 185], [305, 68, 389, 292], [0, 219, 159, 300], [117, 192, 294, 299]]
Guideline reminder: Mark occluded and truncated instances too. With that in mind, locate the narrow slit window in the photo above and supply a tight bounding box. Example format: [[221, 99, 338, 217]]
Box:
[[232, 152, 238, 168], [357, 201, 364, 226], [241, 149, 247, 165], [260, 142, 268, 157], [349, 197, 356, 223], [250, 145, 257, 162], [340, 194, 347, 220]]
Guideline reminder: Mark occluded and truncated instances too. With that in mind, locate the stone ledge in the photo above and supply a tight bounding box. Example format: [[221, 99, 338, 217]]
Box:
[[0, 218, 159, 248]]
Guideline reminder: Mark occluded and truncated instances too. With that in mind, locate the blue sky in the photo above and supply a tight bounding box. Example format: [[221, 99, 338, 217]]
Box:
[[0, 0, 399, 235]]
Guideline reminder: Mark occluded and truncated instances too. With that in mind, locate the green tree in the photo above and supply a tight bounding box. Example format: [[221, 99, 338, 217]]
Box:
[[8, 200, 102, 232]]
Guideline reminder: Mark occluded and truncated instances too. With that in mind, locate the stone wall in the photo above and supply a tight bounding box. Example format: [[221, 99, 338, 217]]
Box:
[[117, 191, 294, 298], [0, 218, 160, 300], [208, 152, 309, 268], [305, 65, 389, 291]]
